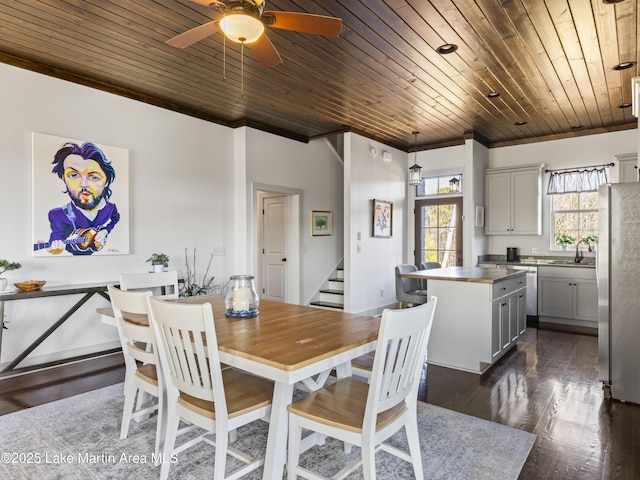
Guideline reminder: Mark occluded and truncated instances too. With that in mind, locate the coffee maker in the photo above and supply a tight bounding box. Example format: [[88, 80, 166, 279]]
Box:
[[506, 247, 519, 263]]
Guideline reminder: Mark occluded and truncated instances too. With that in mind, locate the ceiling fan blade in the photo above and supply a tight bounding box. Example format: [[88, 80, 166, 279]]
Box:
[[264, 11, 342, 37], [166, 21, 219, 48], [250, 34, 283, 67]]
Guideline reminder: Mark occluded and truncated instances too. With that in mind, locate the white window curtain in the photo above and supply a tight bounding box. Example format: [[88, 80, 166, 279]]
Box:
[[547, 168, 608, 194]]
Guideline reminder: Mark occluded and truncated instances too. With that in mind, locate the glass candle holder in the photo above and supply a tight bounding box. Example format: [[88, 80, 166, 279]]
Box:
[[224, 275, 259, 318]]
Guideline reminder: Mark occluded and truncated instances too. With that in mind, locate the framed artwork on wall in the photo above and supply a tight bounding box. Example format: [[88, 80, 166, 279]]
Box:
[[31, 132, 130, 257], [372, 199, 392, 238], [311, 210, 333, 236]]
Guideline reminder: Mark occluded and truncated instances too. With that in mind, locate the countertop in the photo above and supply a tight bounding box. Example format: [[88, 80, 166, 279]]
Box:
[[402, 266, 526, 284], [478, 254, 596, 269]]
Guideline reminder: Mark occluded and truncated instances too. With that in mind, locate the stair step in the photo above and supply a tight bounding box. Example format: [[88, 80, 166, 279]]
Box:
[[328, 277, 344, 282], [310, 301, 344, 309], [320, 289, 344, 295]]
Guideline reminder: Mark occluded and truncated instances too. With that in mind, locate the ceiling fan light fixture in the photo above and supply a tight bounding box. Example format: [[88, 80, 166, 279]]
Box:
[[220, 13, 265, 43]]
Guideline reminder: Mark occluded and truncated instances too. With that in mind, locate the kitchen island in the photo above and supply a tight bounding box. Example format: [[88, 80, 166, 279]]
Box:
[[404, 266, 526, 374]]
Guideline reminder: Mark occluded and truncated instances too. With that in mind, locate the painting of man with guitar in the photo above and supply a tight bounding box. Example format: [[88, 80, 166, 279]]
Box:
[[36, 142, 121, 256]]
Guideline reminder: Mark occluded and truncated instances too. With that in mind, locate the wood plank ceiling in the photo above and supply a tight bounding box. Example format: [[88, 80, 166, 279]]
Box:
[[0, 0, 637, 151]]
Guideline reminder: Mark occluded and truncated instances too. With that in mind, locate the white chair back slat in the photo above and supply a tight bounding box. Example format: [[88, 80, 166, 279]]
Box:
[[146, 296, 272, 480], [147, 298, 224, 408], [367, 297, 437, 417]]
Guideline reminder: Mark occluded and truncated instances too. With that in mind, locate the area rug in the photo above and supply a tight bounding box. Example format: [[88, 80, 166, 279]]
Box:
[[0, 384, 535, 479]]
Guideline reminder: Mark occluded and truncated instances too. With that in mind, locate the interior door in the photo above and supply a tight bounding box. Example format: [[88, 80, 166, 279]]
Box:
[[261, 195, 289, 302]]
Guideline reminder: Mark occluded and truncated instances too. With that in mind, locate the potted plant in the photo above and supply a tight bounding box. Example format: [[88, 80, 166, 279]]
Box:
[[0, 259, 21, 291], [147, 253, 169, 272], [555, 234, 575, 250]]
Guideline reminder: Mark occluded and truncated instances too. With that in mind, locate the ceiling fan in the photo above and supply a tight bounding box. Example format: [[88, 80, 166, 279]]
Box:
[[166, 0, 343, 67]]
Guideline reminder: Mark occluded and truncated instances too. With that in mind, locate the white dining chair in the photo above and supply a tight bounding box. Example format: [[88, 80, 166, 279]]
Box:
[[119, 270, 179, 298], [287, 296, 437, 480], [146, 296, 274, 480], [108, 285, 164, 458]]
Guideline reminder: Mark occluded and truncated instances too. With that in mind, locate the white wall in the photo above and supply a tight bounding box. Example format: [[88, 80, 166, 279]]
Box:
[[0, 63, 229, 367], [487, 130, 638, 257], [408, 143, 470, 264], [413, 130, 638, 264], [0, 63, 355, 369], [245, 128, 344, 304], [344, 133, 406, 314]]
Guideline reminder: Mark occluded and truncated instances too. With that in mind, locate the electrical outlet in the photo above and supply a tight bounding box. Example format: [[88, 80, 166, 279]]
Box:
[[531, 247, 540, 254], [357, 244, 362, 253], [380, 288, 384, 297]]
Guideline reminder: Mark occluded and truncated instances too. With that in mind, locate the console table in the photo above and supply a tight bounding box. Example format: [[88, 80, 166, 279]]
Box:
[[0, 283, 114, 375]]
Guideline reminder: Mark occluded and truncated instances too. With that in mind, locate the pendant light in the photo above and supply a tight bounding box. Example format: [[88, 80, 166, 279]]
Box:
[[409, 131, 422, 186]]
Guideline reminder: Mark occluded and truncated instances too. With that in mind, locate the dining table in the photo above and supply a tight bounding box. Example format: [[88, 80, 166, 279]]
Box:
[[97, 294, 380, 480]]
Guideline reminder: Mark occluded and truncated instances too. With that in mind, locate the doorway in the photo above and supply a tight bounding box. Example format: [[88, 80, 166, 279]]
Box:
[[414, 197, 463, 267], [256, 187, 300, 304]]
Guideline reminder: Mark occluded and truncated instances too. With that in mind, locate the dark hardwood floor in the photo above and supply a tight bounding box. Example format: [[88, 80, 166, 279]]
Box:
[[1, 327, 638, 479]]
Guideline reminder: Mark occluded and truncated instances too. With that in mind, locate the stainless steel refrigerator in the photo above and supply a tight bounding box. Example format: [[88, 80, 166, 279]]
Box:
[[598, 183, 640, 403]]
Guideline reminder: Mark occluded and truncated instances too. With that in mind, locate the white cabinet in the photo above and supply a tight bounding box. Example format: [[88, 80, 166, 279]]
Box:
[[426, 270, 527, 374], [491, 282, 526, 360], [538, 266, 597, 326], [484, 165, 542, 235], [616, 153, 638, 183]]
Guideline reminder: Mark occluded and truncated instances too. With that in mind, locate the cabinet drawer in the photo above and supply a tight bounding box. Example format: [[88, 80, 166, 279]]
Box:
[[537, 266, 596, 280], [492, 275, 526, 298]]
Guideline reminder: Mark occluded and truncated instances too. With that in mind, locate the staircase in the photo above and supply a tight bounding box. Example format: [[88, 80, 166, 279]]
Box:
[[310, 266, 344, 310]]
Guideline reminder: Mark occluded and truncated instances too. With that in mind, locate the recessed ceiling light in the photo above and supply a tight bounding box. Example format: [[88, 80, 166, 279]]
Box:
[[602, 0, 624, 4], [436, 44, 458, 55], [619, 102, 632, 108], [571, 125, 583, 129], [514, 120, 527, 126], [613, 61, 636, 71], [487, 91, 500, 98]]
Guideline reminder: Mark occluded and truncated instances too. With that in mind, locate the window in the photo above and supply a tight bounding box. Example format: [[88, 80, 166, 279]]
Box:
[[417, 174, 462, 196], [551, 192, 598, 248]]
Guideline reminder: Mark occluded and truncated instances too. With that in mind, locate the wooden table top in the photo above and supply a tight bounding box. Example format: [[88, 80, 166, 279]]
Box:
[[99, 295, 380, 372], [402, 266, 526, 284]]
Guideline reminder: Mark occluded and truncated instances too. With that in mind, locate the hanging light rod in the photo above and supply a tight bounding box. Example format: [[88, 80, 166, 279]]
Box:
[[408, 131, 422, 186]]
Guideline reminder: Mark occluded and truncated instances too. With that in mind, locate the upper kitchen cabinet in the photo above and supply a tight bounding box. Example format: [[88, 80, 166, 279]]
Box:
[[484, 165, 542, 235], [615, 153, 638, 183]]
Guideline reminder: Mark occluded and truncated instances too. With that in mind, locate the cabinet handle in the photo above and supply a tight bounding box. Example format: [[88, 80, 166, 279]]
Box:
[[519, 294, 524, 298]]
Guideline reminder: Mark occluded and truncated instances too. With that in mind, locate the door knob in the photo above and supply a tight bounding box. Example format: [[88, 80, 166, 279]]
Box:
[[282, 258, 287, 262]]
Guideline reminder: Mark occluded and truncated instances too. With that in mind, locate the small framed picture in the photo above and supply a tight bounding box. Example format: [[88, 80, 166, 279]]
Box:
[[475, 206, 485, 228], [372, 199, 392, 238], [311, 211, 332, 236]]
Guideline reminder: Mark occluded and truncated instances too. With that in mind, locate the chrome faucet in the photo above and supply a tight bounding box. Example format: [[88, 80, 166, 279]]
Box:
[[575, 239, 592, 263]]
